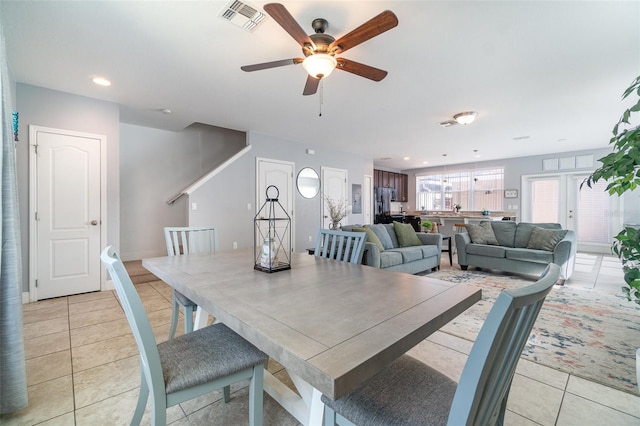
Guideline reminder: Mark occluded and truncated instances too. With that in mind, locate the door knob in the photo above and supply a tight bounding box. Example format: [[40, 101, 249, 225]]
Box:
[[91, 220, 99, 226]]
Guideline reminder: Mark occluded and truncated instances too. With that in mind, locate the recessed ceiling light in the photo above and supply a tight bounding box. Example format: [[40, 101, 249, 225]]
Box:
[[423, 161, 429, 164], [92, 77, 111, 86], [161, 109, 172, 114], [403, 157, 410, 161]]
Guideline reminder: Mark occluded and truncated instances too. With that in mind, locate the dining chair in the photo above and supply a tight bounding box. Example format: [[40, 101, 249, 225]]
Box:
[[164, 226, 217, 339], [101, 246, 267, 426], [314, 229, 367, 264], [322, 263, 561, 426]]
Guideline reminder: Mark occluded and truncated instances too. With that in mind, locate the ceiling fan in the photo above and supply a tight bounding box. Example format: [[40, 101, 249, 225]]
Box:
[[241, 3, 398, 96]]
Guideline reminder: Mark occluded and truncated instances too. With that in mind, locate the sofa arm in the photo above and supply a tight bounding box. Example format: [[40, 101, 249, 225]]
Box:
[[417, 233, 442, 251], [455, 233, 472, 265], [363, 242, 382, 268], [553, 230, 577, 279]]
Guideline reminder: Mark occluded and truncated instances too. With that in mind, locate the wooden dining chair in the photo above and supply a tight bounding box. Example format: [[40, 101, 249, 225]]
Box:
[[314, 229, 367, 264], [322, 263, 561, 426], [101, 246, 267, 426], [164, 226, 217, 339]]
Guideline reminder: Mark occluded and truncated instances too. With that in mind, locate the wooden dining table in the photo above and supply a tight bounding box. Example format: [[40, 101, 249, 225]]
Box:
[[143, 248, 481, 426]]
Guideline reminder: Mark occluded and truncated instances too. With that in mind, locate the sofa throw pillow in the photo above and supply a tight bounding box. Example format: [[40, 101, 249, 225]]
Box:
[[365, 224, 394, 250], [527, 227, 568, 251], [465, 222, 499, 245], [353, 227, 384, 252], [393, 221, 422, 247]]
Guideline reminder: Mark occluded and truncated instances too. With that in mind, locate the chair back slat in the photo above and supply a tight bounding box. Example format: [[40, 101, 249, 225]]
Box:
[[164, 226, 217, 256], [314, 229, 367, 264], [447, 263, 560, 426], [100, 247, 165, 398]]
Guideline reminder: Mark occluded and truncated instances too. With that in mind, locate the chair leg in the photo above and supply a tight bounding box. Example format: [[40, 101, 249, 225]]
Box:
[[248, 364, 264, 426], [184, 305, 195, 334], [324, 404, 336, 426], [132, 374, 149, 426], [168, 291, 180, 340]]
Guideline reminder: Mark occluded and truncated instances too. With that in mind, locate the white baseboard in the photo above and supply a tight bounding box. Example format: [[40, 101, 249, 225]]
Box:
[[103, 279, 115, 291], [22, 292, 29, 304]]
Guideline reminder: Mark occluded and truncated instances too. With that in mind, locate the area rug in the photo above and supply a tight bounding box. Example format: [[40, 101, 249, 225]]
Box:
[[426, 269, 640, 395]]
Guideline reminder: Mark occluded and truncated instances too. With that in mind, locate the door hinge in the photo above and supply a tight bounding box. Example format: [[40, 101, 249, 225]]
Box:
[[33, 144, 38, 154], [35, 279, 38, 288], [35, 212, 40, 221]]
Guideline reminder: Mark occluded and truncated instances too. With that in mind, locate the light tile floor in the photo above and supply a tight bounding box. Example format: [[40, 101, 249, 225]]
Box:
[[2, 252, 639, 425]]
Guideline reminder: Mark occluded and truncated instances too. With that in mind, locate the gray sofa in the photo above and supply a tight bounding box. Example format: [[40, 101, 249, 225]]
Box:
[[343, 223, 442, 274], [455, 221, 576, 282]]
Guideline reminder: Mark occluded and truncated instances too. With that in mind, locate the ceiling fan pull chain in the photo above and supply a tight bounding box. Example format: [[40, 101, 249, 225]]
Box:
[[319, 79, 323, 117]]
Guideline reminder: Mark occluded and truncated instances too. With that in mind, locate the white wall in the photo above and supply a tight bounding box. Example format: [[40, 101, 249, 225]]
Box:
[[119, 122, 246, 260], [16, 84, 120, 292], [189, 131, 374, 253]]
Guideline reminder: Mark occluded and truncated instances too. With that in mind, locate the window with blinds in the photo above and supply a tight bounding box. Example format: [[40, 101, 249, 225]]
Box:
[[416, 167, 504, 211], [531, 179, 559, 222]]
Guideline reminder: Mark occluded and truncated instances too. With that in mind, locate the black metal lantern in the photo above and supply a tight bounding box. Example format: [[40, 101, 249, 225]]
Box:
[[254, 185, 291, 273]]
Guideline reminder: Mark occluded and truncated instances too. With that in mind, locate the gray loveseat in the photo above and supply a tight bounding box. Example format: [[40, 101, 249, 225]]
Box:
[[455, 221, 576, 282], [343, 223, 442, 274]]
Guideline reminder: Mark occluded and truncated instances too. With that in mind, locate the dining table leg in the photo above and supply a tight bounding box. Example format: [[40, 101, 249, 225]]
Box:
[[263, 370, 324, 426], [193, 307, 210, 330]]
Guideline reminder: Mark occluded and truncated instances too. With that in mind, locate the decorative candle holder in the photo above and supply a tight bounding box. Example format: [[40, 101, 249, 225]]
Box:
[[254, 185, 291, 273]]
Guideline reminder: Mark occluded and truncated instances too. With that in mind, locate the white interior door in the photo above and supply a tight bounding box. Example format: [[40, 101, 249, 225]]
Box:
[[256, 158, 294, 253], [30, 126, 104, 300], [321, 167, 348, 228]]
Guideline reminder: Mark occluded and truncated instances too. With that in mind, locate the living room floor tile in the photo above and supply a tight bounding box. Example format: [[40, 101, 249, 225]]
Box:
[[565, 375, 640, 418], [556, 392, 639, 426], [508, 373, 563, 425]]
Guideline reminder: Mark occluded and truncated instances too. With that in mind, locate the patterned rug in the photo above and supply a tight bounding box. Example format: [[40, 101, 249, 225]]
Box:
[[426, 269, 640, 395]]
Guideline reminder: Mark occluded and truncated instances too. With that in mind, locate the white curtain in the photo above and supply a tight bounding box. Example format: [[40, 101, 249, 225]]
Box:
[[0, 27, 27, 413]]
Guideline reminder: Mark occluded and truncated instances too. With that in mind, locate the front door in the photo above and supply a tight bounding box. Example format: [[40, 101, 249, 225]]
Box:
[[30, 126, 104, 299]]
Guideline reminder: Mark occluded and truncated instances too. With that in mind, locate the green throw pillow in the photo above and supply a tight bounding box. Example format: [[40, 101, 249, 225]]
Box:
[[527, 227, 568, 251], [393, 221, 422, 247], [465, 222, 498, 245], [353, 227, 384, 252]]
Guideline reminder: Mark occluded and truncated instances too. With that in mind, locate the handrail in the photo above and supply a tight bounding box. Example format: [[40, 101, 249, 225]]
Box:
[[166, 144, 252, 205]]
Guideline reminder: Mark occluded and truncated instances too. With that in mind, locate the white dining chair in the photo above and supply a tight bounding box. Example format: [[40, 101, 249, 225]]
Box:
[[314, 229, 367, 264], [322, 263, 561, 426], [164, 226, 217, 339], [101, 246, 267, 426]]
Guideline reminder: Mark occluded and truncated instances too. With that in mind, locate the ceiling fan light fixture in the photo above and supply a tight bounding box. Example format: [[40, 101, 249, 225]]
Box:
[[453, 111, 478, 125], [302, 54, 337, 79]]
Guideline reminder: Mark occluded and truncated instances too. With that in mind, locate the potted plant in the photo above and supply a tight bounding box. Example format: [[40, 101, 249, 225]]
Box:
[[584, 74, 640, 305], [454, 204, 462, 213], [421, 220, 433, 233]]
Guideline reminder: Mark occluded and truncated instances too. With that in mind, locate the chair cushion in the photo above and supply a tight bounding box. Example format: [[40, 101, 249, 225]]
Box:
[[465, 222, 498, 245], [466, 244, 506, 258], [158, 323, 267, 394], [366, 224, 394, 250], [526, 227, 568, 251], [420, 245, 440, 258], [174, 290, 197, 307], [353, 227, 384, 252], [321, 354, 456, 425], [383, 224, 400, 248], [393, 221, 422, 247]]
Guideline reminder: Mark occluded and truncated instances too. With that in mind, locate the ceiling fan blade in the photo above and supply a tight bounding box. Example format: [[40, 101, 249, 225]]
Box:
[[241, 58, 303, 72], [329, 10, 398, 54], [264, 3, 313, 47], [303, 75, 320, 96], [336, 58, 388, 82]]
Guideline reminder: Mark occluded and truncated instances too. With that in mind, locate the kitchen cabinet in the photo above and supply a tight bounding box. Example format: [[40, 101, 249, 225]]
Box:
[[374, 169, 408, 202]]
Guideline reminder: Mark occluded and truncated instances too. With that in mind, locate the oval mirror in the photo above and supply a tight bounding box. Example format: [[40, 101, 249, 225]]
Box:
[[297, 167, 320, 199]]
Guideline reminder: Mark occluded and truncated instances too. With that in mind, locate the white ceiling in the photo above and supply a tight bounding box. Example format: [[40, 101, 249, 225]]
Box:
[[2, 1, 639, 170]]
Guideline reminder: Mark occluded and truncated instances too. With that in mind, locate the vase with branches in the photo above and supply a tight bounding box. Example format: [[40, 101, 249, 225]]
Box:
[[325, 195, 351, 229]]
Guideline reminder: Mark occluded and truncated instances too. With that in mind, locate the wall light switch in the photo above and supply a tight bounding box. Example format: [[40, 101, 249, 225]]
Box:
[[247, 203, 252, 210], [191, 202, 197, 211]]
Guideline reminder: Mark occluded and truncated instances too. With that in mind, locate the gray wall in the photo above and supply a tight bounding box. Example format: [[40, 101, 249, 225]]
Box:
[[403, 147, 640, 225], [189, 131, 374, 253], [119, 122, 246, 260], [16, 84, 120, 292]]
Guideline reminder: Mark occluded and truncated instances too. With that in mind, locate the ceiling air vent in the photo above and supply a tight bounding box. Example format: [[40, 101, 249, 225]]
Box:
[[220, 1, 267, 32], [438, 120, 457, 128]]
